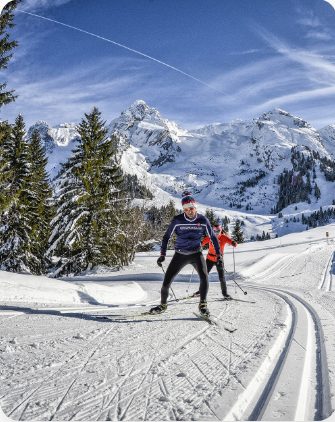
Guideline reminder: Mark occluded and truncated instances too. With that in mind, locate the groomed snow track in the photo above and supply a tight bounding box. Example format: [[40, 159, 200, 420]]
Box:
[[226, 286, 332, 421], [0, 282, 333, 421]]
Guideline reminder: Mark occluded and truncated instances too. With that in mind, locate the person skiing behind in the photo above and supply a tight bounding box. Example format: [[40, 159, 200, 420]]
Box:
[[149, 191, 221, 317], [193, 224, 237, 299]]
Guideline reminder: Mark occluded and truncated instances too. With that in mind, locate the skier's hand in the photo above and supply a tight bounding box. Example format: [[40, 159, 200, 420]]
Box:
[[232, 241, 237, 247], [216, 256, 223, 269], [157, 255, 165, 267]]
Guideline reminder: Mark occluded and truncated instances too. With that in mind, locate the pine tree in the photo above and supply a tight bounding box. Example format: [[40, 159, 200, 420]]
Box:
[[0, 1, 19, 108], [205, 208, 219, 225], [0, 120, 12, 210], [48, 107, 131, 276], [232, 219, 244, 243], [222, 215, 230, 232], [0, 115, 36, 272], [26, 130, 54, 273], [314, 183, 321, 200]]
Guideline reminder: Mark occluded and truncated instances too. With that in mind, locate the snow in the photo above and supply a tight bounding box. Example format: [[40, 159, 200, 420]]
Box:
[[0, 272, 147, 306], [0, 224, 335, 420], [27, 101, 335, 245]]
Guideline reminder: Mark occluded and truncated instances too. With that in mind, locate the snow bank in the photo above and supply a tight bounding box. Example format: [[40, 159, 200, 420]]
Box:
[[0, 271, 147, 305]]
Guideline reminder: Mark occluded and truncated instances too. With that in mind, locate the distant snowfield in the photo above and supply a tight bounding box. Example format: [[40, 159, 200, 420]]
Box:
[[1, 225, 335, 421]]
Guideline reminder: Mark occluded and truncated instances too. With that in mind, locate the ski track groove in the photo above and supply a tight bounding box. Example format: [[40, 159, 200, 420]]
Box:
[[96, 332, 163, 421], [6, 328, 109, 419], [236, 285, 332, 421], [205, 333, 247, 389], [118, 358, 157, 421], [95, 363, 137, 420], [142, 370, 155, 421], [1, 288, 288, 421], [48, 327, 113, 421]]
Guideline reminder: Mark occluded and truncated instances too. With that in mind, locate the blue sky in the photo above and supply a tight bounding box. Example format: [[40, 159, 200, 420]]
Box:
[[2, 0, 335, 128]]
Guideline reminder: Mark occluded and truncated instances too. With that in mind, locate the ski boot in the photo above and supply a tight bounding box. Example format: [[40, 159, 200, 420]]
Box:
[[198, 301, 210, 317], [192, 290, 200, 297], [222, 293, 232, 300], [149, 304, 167, 315]]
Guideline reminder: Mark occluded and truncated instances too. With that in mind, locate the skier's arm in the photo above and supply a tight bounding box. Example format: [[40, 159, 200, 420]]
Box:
[[204, 219, 220, 256], [160, 218, 177, 256], [222, 232, 237, 247], [201, 236, 210, 247]]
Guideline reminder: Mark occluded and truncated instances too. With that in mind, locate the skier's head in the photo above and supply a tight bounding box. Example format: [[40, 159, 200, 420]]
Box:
[[213, 224, 222, 235], [181, 191, 197, 218], [181, 191, 196, 210]]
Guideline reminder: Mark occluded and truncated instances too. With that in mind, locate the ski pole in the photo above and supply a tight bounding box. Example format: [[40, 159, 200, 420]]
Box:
[[186, 268, 195, 295], [232, 248, 247, 295], [161, 265, 179, 301]]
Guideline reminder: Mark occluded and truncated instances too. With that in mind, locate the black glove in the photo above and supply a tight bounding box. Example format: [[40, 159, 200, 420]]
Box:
[[232, 241, 237, 247], [157, 255, 165, 267], [216, 256, 223, 269]]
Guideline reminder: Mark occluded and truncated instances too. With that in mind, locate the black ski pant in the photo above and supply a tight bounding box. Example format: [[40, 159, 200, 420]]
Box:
[[161, 252, 208, 304], [206, 259, 228, 296]]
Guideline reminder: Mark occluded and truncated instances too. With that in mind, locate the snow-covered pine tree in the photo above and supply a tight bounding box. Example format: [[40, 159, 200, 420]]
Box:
[[48, 107, 131, 276], [0, 120, 12, 210], [26, 129, 54, 274], [205, 208, 220, 226], [0, 115, 38, 272], [0, 0, 19, 108], [232, 219, 244, 243], [222, 215, 230, 232]]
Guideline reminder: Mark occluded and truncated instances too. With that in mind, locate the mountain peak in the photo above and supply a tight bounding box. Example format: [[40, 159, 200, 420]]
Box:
[[258, 108, 311, 129], [123, 99, 160, 122]]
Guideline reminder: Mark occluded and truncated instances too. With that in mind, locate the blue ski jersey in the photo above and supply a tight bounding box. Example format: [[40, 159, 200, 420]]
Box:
[[160, 213, 220, 256]]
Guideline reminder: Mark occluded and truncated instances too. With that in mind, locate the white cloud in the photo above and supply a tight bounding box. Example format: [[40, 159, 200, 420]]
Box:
[[20, 0, 74, 11], [254, 26, 335, 85]]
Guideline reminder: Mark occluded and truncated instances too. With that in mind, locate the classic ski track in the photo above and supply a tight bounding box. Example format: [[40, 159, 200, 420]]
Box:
[[249, 254, 297, 281], [6, 327, 110, 420], [1, 289, 285, 421], [230, 286, 332, 421], [96, 332, 165, 421], [94, 363, 138, 420], [117, 357, 160, 420], [99, 294, 279, 421], [108, 306, 230, 421], [48, 327, 113, 421], [144, 296, 279, 422], [319, 249, 334, 291]]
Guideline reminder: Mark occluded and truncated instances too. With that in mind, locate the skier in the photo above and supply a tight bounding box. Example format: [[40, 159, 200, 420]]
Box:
[[149, 191, 221, 317], [193, 224, 237, 299]]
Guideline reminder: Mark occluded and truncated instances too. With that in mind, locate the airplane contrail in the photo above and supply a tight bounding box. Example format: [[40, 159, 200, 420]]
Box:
[[17, 9, 224, 95]]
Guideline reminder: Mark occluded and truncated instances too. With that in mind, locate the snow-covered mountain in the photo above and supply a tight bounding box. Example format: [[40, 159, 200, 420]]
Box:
[[29, 101, 335, 217]]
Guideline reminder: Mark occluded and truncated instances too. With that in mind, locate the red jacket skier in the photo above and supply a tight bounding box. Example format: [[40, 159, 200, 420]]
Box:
[[194, 224, 237, 299]]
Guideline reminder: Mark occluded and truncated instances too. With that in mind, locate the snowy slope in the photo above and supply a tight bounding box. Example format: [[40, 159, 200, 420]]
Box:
[[0, 225, 334, 420], [319, 124, 335, 158], [28, 102, 335, 237], [28, 121, 79, 179]]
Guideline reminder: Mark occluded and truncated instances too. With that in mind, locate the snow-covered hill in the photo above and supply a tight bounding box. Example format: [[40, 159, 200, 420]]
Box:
[[29, 101, 335, 231], [0, 225, 334, 420]]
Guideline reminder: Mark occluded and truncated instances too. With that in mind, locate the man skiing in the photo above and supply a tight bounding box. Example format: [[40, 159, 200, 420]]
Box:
[[193, 224, 237, 299], [149, 191, 221, 317]]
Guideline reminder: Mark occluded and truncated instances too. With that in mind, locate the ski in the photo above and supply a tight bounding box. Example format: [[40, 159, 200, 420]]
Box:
[[193, 312, 237, 333], [217, 297, 256, 304], [93, 310, 162, 320], [168, 293, 199, 303], [193, 312, 217, 325]]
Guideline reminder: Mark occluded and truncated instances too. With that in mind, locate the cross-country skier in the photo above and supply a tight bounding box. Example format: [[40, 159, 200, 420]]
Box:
[[149, 191, 221, 317], [193, 224, 237, 300]]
